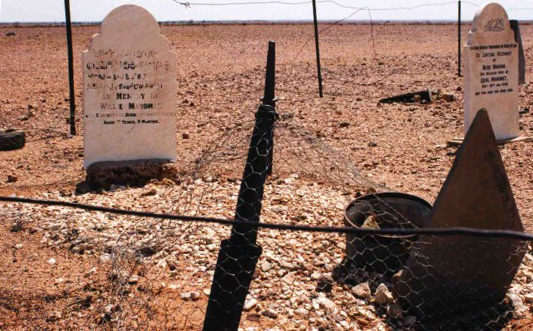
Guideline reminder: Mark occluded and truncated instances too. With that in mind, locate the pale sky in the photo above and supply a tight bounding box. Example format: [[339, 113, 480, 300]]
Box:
[[0, 0, 532, 23]]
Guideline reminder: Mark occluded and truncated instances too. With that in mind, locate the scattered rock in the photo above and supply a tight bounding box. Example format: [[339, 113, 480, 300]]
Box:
[[138, 245, 157, 257], [261, 261, 273, 272], [361, 215, 380, 229], [281, 273, 295, 285], [509, 293, 527, 317], [386, 303, 403, 319], [316, 296, 336, 312], [0, 129, 26, 151], [180, 292, 192, 301], [316, 276, 333, 293], [85, 267, 97, 278], [5, 31, 16, 37], [156, 259, 167, 268], [295, 308, 308, 316], [352, 282, 372, 300], [7, 175, 18, 183], [46, 311, 62, 322], [262, 309, 278, 319], [244, 298, 258, 311], [374, 283, 394, 305], [190, 292, 200, 301], [179, 291, 200, 301], [141, 188, 158, 196], [10, 220, 23, 232], [100, 254, 112, 263], [279, 260, 297, 270], [48, 258, 57, 265], [128, 275, 139, 285], [391, 270, 403, 287]]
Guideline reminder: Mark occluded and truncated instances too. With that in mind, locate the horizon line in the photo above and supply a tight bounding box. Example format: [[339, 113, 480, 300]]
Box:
[[1, 19, 475, 26]]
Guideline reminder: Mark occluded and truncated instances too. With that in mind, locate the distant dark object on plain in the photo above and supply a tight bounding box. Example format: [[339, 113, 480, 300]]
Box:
[[5, 31, 16, 37], [510, 20, 526, 85], [380, 90, 433, 104], [0, 129, 26, 151], [380, 89, 455, 104]]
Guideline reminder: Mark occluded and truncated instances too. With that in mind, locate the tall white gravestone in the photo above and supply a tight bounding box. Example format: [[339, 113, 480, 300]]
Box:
[[83, 5, 177, 169], [464, 3, 519, 141]]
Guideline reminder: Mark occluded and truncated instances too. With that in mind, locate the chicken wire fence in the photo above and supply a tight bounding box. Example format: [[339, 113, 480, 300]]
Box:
[[1, 5, 533, 330], [3, 0, 532, 147], [1, 198, 532, 331], [1, 65, 533, 330]]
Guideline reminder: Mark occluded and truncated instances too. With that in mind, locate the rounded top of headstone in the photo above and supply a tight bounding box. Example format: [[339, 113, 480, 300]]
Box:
[[85, 5, 171, 54], [101, 5, 159, 35], [467, 2, 514, 45]]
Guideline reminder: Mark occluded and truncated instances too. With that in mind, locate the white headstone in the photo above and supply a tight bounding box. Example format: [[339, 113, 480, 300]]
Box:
[[83, 5, 177, 169], [464, 2, 519, 141]]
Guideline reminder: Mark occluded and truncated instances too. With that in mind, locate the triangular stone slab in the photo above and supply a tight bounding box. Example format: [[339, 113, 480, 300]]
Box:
[[393, 109, 526, 323], [430, 109, 522, 230]]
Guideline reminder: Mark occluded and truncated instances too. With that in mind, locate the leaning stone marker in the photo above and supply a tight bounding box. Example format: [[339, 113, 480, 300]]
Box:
[[83, 5, 177, 170], [464, 3, 519, 141], [393, 109, 526, 323]]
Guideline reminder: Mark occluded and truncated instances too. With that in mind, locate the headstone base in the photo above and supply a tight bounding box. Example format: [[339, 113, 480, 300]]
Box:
[[448, 135, 533, 147], [85, 159, 176, 188]]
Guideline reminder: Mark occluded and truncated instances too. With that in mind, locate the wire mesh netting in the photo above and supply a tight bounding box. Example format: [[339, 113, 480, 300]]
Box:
[[1, 95, 533, 329], [2, 204, 532, 330], [2, 13, 533, 331]]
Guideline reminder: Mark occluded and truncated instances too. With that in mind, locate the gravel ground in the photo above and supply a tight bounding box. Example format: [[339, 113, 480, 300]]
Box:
[[0, 23, 532, 329]]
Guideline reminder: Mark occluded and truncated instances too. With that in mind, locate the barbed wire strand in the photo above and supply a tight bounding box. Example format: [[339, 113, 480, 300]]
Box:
[[171, 0, 533, 12]]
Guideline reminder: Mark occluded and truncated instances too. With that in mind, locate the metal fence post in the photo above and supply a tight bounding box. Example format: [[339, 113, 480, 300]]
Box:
[[458, 0, 462, 77], [510, 20, 526, 85], [64, 0, 76, 135], [264, 42, 276, 176], [312, 0, 324, 98], [202, 42, 277, 331]]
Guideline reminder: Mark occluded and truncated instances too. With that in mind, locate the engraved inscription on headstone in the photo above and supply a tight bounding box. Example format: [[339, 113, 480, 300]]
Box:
[[464, 3, 519, 141], [83, 5, 177, 169]]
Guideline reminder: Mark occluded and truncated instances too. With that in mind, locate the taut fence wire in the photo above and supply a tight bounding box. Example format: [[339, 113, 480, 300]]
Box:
[[2, 1, 533, 330], [169, 0, 532, 94], [2, 195, 533, 240]]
